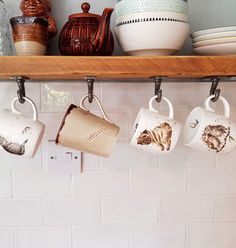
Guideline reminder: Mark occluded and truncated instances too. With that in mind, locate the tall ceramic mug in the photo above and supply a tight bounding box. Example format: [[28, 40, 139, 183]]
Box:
[[56, 95, 120, 157], [183, 95, 236, 153], [0, 97, 45, 158], [130, 95, 180, 154]]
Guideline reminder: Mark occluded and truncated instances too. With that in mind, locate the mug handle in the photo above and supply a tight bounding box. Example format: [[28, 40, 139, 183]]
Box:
[[204, 95, 230, 118], [149, 95, 174, 119], [11, 97, 38, 121], [80, 95, 114, 124]]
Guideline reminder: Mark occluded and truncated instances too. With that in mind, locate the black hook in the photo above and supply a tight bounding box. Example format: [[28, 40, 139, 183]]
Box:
[[10, 76, 29, 104], [85, 76, 96, 103], [154, 77, 163, 103], [210, 77, 221, 102]]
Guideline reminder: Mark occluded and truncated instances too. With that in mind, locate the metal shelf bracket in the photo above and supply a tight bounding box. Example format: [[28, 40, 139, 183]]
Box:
[[10, 76, 29, 104], [85, 76, 96, 103]]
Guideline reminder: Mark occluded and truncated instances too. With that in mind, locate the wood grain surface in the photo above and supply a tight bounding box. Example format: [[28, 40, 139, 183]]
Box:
[[0, 56, 236, 81]]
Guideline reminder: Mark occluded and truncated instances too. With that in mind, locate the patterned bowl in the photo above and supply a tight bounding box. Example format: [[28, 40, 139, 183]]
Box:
[[115, 20, 189, 56], [115, 0, 188, 17], [116, 11, 189, 26]]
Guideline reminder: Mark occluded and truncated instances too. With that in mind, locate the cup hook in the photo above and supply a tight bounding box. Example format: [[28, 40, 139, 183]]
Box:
[[154, 77, 163, 103], [85, 76, 96, 103], [10, 76, 29, 104], [209, 77, 221, 102]]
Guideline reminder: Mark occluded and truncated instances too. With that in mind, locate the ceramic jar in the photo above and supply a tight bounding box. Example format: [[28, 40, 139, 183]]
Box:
[[10, 16, 48, 56]]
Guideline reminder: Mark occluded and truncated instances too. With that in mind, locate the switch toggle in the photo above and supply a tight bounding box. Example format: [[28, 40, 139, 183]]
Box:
[[44, 140, 82, 174], [64, 152, 72, 163]]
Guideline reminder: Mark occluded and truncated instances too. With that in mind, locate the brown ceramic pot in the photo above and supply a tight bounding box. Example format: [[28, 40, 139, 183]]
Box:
[[59, 2, 114, 56], [20, 0, 57, 39], [10, 16, 48, 56]]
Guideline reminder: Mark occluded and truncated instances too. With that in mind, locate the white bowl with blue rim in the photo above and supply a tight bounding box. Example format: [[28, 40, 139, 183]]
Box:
[[115, 0, 188, 18], [115, 18, 189, 56]]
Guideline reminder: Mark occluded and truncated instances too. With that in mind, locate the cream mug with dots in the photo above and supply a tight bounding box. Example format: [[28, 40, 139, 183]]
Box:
[[56, 95, 120, 157]]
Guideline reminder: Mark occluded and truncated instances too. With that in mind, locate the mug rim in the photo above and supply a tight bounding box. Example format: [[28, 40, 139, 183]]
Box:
[[10, 16, 49, 27], [55, 104, 77, 144]]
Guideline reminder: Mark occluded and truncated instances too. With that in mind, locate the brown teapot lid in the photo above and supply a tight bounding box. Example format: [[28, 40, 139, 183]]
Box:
[[69, 2, 100, 19]]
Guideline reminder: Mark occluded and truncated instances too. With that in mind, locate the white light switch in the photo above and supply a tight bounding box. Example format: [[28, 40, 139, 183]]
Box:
[[43, 140, 82, 174], [64, 152, 72, 163]]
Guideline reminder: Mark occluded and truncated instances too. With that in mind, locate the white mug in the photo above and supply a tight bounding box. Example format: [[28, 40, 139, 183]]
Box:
[[183, 95, 236, 153], [130, 95, 180, 154], [0, 97, 45, 158]]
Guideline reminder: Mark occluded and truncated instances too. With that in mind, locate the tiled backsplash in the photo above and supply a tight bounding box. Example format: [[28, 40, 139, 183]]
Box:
[[2, 0, 236, 248], [0, 81, 236, 248]]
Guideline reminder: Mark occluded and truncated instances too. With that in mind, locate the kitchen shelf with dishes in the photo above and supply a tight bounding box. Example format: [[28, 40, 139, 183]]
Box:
[[1, 56, 236, 82]]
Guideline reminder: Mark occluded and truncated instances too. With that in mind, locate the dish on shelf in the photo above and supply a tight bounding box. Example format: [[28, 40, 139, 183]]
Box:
[[115, 11, 188, 26], [115, 0, 188, 17], [193, 37, 236, 48], [115, 20, 189, 56], [193, 42, 236, 55], [190, 26, 236, 39], [192, 30, 236, 43]]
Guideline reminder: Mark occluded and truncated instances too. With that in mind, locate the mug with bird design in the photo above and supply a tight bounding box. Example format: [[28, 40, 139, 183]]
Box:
[[0, 97, 45, 158]]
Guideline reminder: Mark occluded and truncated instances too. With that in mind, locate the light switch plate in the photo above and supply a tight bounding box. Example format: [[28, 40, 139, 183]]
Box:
[[42, 140, 82, 174]]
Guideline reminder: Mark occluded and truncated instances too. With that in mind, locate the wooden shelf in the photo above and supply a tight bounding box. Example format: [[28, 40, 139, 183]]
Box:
[[0, 56, 236, 81]]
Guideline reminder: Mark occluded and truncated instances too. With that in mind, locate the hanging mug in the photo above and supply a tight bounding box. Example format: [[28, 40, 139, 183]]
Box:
[[130, 95, 180, 154], [0, 97, 45, 158], [56, 95, 120, 157], [183, 95, 236, 153]]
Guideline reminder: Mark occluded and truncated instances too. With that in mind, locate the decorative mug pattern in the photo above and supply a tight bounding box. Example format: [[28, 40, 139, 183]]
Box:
[[183, 95, 236, 153], [130, 95, 180, 154]]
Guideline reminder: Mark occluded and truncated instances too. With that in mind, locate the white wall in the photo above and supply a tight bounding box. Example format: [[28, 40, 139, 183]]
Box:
[[1, 0, 236, 248]]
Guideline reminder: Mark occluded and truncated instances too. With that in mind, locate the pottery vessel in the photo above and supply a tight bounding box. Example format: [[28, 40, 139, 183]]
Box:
[[20, 0, 57, 39], [10, 16, 48, 56], [59, 2, 114, 56]]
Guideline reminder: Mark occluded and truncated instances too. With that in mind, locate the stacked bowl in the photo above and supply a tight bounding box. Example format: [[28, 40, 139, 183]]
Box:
[[115, 0, 189, 56], [191, 26, 236, 55]]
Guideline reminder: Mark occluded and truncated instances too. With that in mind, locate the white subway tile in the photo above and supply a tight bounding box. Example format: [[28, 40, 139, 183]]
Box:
[[41, 82, 101, 112], [130, 224, 185, 248], [101, 83, 153, 112], [161, 83, 215, 111], [73, 170, 129, 196], [188, 168, 236, 195], [44, 199, 100, 225], [0, 199, 42, 226], [131, 169, 186, 195], [0, 83, 40, 113], [107, 112, 130, 142], [102, 143, 159, 169], [0, 229, 14, 248], [215, 196, 236, 222], [160, 197, 214, 222], [16, 227, 71, 248], [39, 113, 65, 139], [82, 153, 101, 169], [0, 172, 12, 198], [102, 197, 158, 224], [187, 223, 236, 248], [73, 226, 129, 248], [13, 171, 71, 197]]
